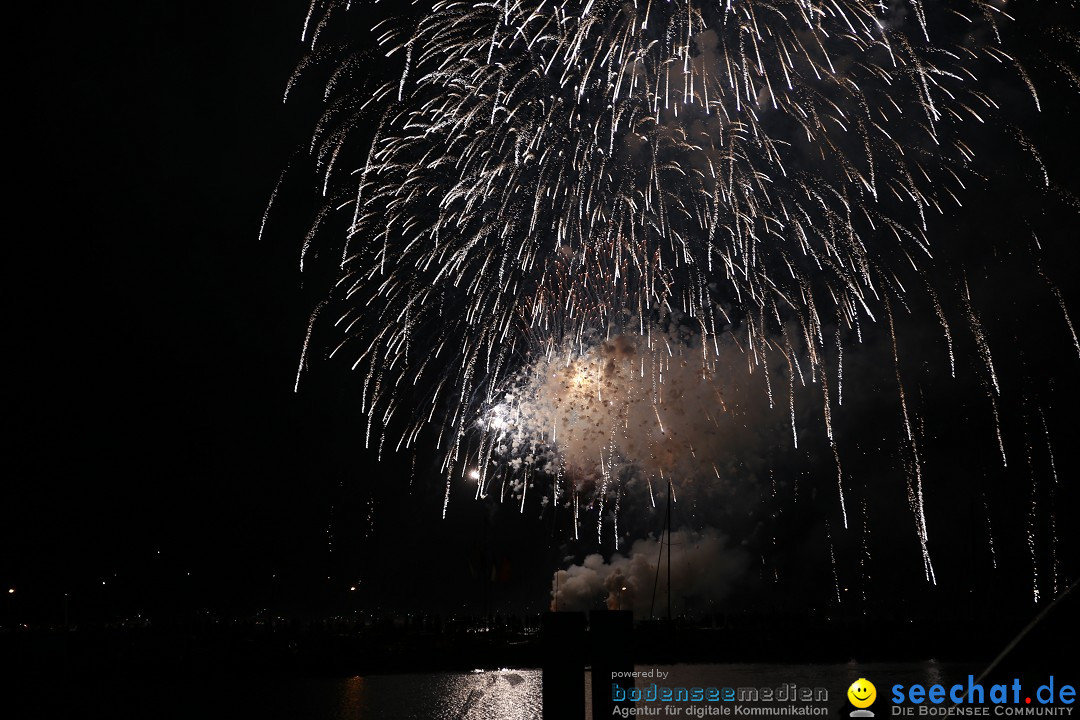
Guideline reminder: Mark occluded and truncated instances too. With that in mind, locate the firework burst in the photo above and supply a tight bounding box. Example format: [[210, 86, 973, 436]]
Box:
[[276, 0, 1077, 596]]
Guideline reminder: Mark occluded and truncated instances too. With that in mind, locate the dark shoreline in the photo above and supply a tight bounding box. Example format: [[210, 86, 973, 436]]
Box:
[[6, 615, 1012, 680], [15, 586, 1077, 681]]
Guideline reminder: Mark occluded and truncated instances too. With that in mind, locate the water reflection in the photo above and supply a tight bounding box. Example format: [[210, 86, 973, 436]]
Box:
[[925, 659, 944, 686], [336, 676, 368, 719], [333, 668, 542, 719]]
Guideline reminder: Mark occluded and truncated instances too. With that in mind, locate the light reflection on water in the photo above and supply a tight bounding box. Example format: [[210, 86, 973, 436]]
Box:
[[328, 668, 542, 720]]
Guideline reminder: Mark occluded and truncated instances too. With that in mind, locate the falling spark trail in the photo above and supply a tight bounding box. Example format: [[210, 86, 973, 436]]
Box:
[[281, 0, 1078, 590]]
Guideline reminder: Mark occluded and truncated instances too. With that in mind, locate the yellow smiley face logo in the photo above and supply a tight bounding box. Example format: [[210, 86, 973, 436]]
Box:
[[848, 678, 877, 708]]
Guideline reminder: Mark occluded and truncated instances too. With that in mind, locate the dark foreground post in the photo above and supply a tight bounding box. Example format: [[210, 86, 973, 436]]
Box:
[[541, 611, 585, 720], [590, 610, 635, 718]]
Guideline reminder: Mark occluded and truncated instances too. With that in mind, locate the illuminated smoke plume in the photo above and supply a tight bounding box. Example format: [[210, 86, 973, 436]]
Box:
[[552, 529, 749, 619], [474, 324, 793, 500]]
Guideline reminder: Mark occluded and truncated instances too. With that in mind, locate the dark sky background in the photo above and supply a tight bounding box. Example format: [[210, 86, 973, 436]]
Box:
[[5, 1, 1079, 628], [7, 2, 561, 625]]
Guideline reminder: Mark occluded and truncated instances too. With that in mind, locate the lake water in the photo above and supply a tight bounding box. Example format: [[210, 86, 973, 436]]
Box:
[[61, 661, 981, 720]]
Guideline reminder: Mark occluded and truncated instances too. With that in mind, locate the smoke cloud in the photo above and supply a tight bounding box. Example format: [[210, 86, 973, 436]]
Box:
[[551, 529, 749, 619], [480, 324, 802, 495]]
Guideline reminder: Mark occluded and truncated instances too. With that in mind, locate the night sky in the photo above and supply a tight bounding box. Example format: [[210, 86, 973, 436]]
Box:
[[8, 2, 560, 625], [6, 0, 1079, 631]]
